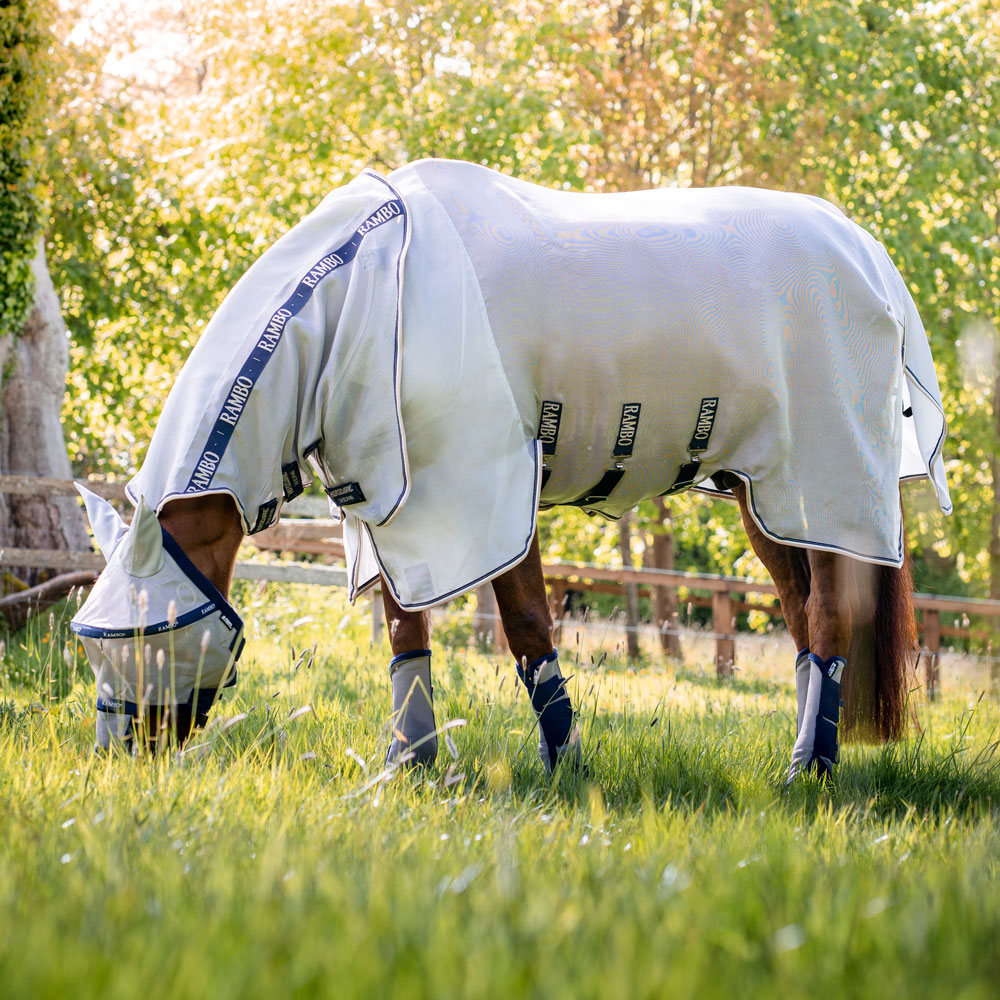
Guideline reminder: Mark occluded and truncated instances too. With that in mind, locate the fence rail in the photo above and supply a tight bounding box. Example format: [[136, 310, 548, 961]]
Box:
[[4, 474, 998, 695]]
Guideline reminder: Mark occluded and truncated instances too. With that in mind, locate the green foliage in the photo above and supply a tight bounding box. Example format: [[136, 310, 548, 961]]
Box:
[[34, 0, 1000, 593], [0, 0, 52, 340]]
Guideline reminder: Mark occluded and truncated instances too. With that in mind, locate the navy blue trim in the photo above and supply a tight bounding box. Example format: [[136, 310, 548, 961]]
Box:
[[389, 648, 432, 667], [185, 194, 406, 495], [370, 173, 410, 528], [70, 526, 245, 649], [96, 675, 235, 716], [72, 601, 218, 640], [703, 468, 907, 567], [160, 527, 243, 632], [524, 649, 558, 672]]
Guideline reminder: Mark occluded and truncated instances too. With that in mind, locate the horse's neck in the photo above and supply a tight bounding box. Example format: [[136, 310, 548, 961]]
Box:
[[157, 494, 244, 595]]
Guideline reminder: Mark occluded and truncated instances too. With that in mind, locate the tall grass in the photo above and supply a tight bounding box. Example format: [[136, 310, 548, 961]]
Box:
[[1, 583, 999, 999]]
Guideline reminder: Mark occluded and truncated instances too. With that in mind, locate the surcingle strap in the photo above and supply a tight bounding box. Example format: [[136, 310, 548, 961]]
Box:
[[569, 403, 641, 510], [661, 396, 719, 496]]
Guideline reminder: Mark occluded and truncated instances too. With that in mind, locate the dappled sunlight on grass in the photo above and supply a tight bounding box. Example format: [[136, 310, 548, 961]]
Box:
[[2, 584, 1000, 999]]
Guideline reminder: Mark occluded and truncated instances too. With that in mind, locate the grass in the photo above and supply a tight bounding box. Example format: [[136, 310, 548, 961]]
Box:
[[1, 583, 999, 999]]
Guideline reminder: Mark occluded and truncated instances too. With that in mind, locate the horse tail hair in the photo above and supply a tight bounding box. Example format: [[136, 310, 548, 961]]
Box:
[[842, 533, 917, 742]]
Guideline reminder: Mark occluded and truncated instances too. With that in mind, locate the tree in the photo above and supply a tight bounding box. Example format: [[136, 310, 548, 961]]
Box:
[[1, 0, 88, 588]]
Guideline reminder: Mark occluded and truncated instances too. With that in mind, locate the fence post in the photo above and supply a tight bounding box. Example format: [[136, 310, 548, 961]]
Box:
[[922, 607, 941, 700], [473, 583, 507, 652], [548, 579, 567, 644], [370, 588, 384, 646], [712, 590, 735, 678]]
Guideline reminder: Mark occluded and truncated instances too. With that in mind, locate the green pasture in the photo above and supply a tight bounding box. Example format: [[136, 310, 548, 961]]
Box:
[[2, 584, 999, 1000]]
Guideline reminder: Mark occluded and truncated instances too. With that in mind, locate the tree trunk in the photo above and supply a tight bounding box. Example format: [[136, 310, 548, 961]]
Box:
[[644, 496, 682, 657], [991, 357, 1000, 601], [617, 511, 641, 660], [0, 239, 89, 589]]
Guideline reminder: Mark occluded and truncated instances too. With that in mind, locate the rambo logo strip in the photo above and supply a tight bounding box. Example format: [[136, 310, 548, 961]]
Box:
[[613, 403, 641, 457], [185, 199, 405, 494], [662, 397, 721, 495], [251, 498, 279, 533], [281, 461, 304, 501], [537, 401, 563, 457], [688, 397, 718, 454]]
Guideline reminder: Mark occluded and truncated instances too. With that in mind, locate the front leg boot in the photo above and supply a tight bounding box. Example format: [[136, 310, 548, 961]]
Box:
[[516, 649, 581, 773], [387, 649, 438, 766]]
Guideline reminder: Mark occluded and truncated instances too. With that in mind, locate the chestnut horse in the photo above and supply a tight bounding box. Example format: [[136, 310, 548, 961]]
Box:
[[156, 482, 915, 781], [72, 160, 949, 781]]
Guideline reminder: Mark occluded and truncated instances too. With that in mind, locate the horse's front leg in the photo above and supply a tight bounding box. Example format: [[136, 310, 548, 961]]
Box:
[[492, 533, 581, 773], [381, 583, 437, 765]]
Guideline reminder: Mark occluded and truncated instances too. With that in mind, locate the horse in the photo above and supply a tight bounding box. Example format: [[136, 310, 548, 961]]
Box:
[[71, 158, 951, 781]]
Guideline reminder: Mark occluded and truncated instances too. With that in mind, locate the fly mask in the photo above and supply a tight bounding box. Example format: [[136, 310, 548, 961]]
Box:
[[71, 485, 244, 744]]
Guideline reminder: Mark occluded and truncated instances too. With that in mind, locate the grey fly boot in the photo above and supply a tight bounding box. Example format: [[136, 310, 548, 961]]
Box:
[[386, 649, 438, 766]]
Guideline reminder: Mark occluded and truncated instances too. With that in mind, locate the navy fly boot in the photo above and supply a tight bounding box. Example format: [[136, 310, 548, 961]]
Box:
[[787, 652, 845, 783], [515, 649, 581, 773]]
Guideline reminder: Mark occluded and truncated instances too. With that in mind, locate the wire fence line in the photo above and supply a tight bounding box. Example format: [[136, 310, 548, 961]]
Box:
[[5, 475, 1000, 684]]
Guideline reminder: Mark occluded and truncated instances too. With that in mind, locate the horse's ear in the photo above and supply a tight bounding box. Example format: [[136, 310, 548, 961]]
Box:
[[118, 496, 165, 578], [76, 483, 129, 561]]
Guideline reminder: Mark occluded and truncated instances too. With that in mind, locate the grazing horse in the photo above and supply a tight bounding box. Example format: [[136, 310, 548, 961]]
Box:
[[72, 159, 951, 781]]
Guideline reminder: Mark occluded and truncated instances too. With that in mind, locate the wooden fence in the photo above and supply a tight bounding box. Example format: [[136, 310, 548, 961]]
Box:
[[3, 474, 999, 696]]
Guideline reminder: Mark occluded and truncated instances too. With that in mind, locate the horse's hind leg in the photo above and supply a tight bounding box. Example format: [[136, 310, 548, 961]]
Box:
[[732, 485, 813, 729], [491, 532, 581, 773], [787, 549, 854, 779], [381, 583, 438, 765], [733, 484, 849, 780]]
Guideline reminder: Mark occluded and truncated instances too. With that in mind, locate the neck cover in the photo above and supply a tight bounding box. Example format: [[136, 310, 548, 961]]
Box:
[[70, 485, 244, 712]]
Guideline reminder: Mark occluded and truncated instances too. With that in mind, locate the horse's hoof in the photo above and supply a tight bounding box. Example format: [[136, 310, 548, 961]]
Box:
[[785, 754, 835, 788], [386, 733, 438, 768], [542, 727, 584, 776]]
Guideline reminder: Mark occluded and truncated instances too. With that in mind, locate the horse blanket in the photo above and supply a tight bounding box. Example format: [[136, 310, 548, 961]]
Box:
[[127, 159, 951, 610]]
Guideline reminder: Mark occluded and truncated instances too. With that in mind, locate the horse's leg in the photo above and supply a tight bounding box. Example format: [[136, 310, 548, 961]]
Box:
[[733, 483, 850, 779], [786, 548, 853, 779], [491, 532, 580, 772], [732, 484, 813, 728], [381, 583, 437, 765]]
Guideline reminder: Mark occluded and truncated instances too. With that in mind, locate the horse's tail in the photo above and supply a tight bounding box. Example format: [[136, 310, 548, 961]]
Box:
[[842, 541, 918, 742]]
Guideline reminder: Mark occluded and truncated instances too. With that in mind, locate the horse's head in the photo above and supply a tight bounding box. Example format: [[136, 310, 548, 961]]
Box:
[[71, 485, 244, 750]]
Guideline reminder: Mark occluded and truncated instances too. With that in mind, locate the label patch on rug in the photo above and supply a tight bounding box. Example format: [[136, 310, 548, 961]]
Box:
[[281, 462, 304, 501], [327, 481, 366, 506], [251, 498, 279, 533]]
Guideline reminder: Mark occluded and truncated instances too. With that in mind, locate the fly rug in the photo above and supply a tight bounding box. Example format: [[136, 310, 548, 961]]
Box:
[[72, 158, 951, 781]]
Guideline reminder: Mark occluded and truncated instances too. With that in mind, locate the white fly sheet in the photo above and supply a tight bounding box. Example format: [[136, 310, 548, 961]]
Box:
[[128, 159, 951, 610]]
